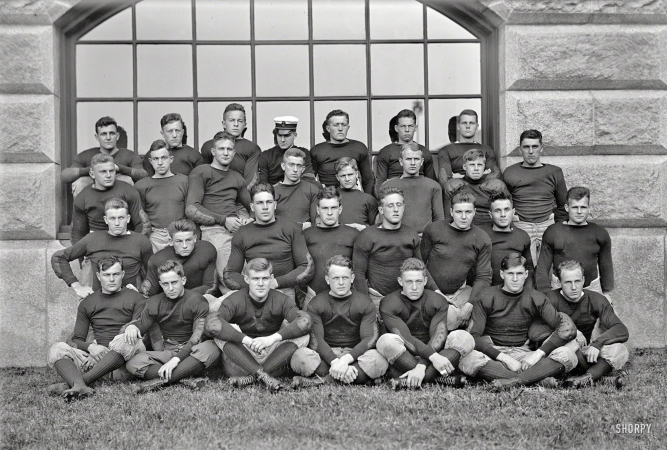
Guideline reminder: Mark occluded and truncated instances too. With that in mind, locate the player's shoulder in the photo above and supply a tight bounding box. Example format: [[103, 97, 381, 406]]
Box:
[[183, 289, 208, 305], [379, 289, 402, 307], [196, 239, 218, 257], [469, 224, 493, 244], [235, 138, 261, 154], [307, 291, 330, 312], [188, 163, 211, 177], [122, 287, 146, 303], [376, 143, 396, 157], [583, 289, 612, 308], [149, 245, 175, 264]]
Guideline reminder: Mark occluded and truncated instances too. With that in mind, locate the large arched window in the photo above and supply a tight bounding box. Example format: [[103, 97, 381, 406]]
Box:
[[58, 0, 496, 231]]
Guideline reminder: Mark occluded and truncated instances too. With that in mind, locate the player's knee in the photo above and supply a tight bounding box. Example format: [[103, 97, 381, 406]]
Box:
[[600, 343, 629, 370], [548, 346, 578, 373], [125, 353, 149, 377], [108, 335, 143, 361], [375, 333, 405, 363], [357, 349, 389, 379], [191, 340, 222, 368], [47, 342, 72, 366], [445, 330, 475, 357], [458, 350, 490, 376], [290, 347, 320, 376]]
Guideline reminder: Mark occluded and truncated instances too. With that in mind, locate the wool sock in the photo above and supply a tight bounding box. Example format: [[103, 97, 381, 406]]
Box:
[[223, 343, 263, 375], [475, 360, 516, 381], [167, 357, 206, 385], [54, 359, 85, 388], [263, 342, 298, 377], [517, 358, 565, 385], [586, 359, 613, 381], [83, 351, 125, 385]]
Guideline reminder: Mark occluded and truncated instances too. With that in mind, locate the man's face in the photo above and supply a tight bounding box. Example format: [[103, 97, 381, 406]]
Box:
[[399, 149, 423, 177], [223, 110, 246, 138], [276, 130, 296, 150], [172, 231, 196, 257], [104, 207, 130, 236], [325, 264, 354, 297], [95, 125, 119, 151], [336, 166, 358, 190], [500, 264, 528, 294], [90, 161, 116, 189], [457, 114, 478, 139], [450, 202, 475, 230], [566, 197, 590, 225], [250, 191, 276, 224], [326, 115, 349, 143], [244, 268, 273, 301], [317, 198, 341, 227], [395, 117, 416, 143], [519, 138, 543, 167], [463, 157, 486, 180], [399, 270, 426, 301], [213, 138, 236, 167], [160, 121, 184, 149], [379, 193, 404, 226], [159, 270, 186, 300], [489, 199, 515, 229], [560, 268, 585, 302], [281, 156, 305, 183], [97, 262, 124, 294], [149, 147, 173, 176]]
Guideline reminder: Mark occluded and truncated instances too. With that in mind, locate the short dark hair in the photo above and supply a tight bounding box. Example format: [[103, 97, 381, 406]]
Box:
[[378, 186, 404, 205], [488, 190, 513, 207], [148, 139, 169, 157], [224, 103, 246, 120], [95, 116, 118, 133], [388, 116, 399, 143], [157, 259, 185, 278], [212, 131, 236, 146], [451, 190, 476, 207], [244, 257, 273, 275], [556, 260, 584, 280], [396, 109, 416, 122], [167, 218, 198, 238], [326, 109, 349, 125], [567, 186, 590, 203], [250, 182, 274, 201], [458, 109, 478, 123], [160, 113, 184, 129], [104, 198, 128, 213], [317, 186, 340, 206], [325, 255, 353, 272], [501, 252, 528, 271], [97, 255, 123, 273], [283, 148, 306, 162], [519, 129, 543, 145], [400, 258, 426, 275]]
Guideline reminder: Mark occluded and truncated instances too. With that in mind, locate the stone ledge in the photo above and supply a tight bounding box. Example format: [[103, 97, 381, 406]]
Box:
[[0, 0, 82, 25], [0, 25, 55, 95], [0, 95, 56, 163]]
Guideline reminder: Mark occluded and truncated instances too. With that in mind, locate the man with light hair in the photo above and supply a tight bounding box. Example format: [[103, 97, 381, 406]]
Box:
[[335, 157, 378, 230]]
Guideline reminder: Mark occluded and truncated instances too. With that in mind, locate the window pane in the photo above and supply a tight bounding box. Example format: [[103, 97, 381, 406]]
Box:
[[136, 0, 192, 41], [428, 43, 481, 95], [198, 101, 253, 145], [371, 99, 425, 153], [255, 45, 309, 97], [370, 44, 423, 95], [197, 46, 251, 97], [137, 45, 193, 97], [254, 0, 308, 41], [77, 102, 134, 152], [255, 102, 310, 151], [428, 98, 482, 150], [76, 45, 133, 98], [138, 102, 194, 154], [312, 0, 365, 40], [314, 101, 367, 148], [80, 8, 132, 41], [313, 45, 366, 97], [369, 0, 423, 40], [427, 7, 477, 40], [196, 0, 250, 40]]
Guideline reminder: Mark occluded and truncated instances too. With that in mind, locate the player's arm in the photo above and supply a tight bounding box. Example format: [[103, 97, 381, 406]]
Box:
[[352, 236, 371, 295], [553, 169, 569, 223], [204, 299, 248, 343], [432, 185, 445, 222], [590, 297, 629, 349], [358, 150, 375, 195], [274, 231, 314, 288], [469, 237, 492, 301], [279, 297, 313, 340], [222, 235, 247, 290], [469, 299, 502, 359], [51, 239, 92, 298], [244, 147, 260, 189], [173, 299, 209, 361], [308, 304, 337, 364], [534, 294, 577, 355], [374, 153, 389, 196], [136, 237, 153, 288], [348, 302, 380, 361], [423, 151, 437, 182], [484, 149, 501, 179], [381, 297, 435, 362], [70, 198, 89, 245], [522, 237, 536, 289], [437, 148, 454, 186], [185, 170, 228, 226], [70, 303, 94, 351], [257, 153, 270, 184], [534, 228, 555, 291], [598, 230, 614, 294], [191, 254, 216, 295], [117, 154, 148, 181]]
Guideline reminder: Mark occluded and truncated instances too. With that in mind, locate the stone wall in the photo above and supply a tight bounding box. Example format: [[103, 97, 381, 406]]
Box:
[[0, 0, 665, 367]]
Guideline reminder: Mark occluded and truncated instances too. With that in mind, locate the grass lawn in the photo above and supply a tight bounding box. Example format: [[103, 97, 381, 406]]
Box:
[[1, 348, 665, 450]]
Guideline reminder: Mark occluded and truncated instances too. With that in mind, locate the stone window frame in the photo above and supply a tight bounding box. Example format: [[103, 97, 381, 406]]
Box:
[[55, 0, 500, 237]]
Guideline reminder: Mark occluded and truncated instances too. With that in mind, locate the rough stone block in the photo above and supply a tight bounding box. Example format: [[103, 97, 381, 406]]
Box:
[[504, 155, 667, 225], [46, 240, 80, 345], [0, 25, 54, 94], [504, 25, 667, 90], [0, 95, 56, 163], [0, 241, 48, 367], [0, 163, 58, 239]]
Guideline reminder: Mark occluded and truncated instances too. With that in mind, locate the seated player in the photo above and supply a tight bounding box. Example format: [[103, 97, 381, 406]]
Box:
[[376, 258, 474, 389], [458, 253, 579, 390], [52, 198, 153, 299], [547, 261, 629, 388], [382, 142, 444, 234], [142, 219, 217, 298], [274, 148, 320, 228], [536, 186, 613, 297], [290, 256, 388, 387], [135, 139, 189, 252], [421, 190, 492, 330], [223, 183, 314, 302], [47, 256, 146, 400], [374, 109, 436, 194], [444, 149, 508, 227], [258, 116, 316, 185], [303, 187, 359, 308], [123, 260, 221, 394], [335, 157, 378, 230], [480, 191, 534, 287], [205, 258, 313, 392], [143, 113, 204, 176]]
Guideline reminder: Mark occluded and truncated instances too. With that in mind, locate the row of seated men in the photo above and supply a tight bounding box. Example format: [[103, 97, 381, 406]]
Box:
[[47, 176, 628, 399]]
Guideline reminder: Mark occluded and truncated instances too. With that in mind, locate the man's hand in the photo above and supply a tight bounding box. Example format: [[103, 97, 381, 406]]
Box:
[[520, 350, 545, 371], [452, 173, 465, 179], [345, 223, 366, 232], [582, 346, 600, 364], [158, 357, 180, 382], [249, 333, 281, 353], [269, 278, 279, 290], [302, 222, 312, 230], [87, 343, 109, 362], [340, 365, 358, 384], [123, 324, 142, 345], [429, 353, 455, 376], [81, 355, 97, 372], [497, 353, 522, 372], [483, 168, 491, 175], [400, 364, 426, 388], [329, 354, 354, 382], [224, 217, 244, 233], [71, 282, 93, 299]]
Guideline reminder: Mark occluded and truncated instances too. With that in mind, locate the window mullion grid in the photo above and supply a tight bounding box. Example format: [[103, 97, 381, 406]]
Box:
[[191, 0, 199, 151], [422, 2, 430, 151], [365, 0, 372, 153], [308, 0, 315, 149], [132, 2, 138, 154], [250, 0, 257, 142]]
